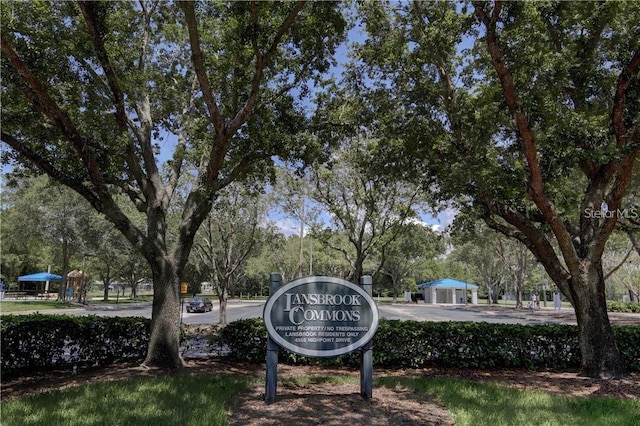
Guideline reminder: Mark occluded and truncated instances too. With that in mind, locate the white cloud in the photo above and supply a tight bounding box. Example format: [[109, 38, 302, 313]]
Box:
[[436, 208, 458, 231], [416, 208, 458, 233], [273, 216, 301, 236]]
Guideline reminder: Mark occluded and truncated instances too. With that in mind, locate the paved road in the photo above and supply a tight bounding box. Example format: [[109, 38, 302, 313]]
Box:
[[14, 299, 640, 325]]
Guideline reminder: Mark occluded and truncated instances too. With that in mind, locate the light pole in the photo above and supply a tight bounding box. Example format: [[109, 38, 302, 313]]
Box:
[[298, 196, 304, 278], [309, 235, 313, 276]]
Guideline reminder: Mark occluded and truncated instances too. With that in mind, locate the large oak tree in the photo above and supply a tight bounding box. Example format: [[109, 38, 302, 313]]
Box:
[[355, 0, 639, 377], [1, 0, 345, 368]]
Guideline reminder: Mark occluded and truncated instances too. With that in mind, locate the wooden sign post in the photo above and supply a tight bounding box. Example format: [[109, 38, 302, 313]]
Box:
[[359, 275, 373, 400], [265, 273, 281, 404]]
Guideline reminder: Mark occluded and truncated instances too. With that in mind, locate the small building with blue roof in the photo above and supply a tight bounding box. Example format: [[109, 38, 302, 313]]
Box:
[[417, 278, 479, 304]]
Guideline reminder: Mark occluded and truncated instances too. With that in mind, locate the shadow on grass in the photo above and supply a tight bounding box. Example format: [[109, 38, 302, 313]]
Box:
[[1, 374, 252, 426], [377, 376, 640, 426], [3, 371, 638, 426]]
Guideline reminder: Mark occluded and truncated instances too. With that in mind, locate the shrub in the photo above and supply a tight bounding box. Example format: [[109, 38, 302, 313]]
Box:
[[1, 314, 150, 378], [608, 301, 640, 313], [217, 318, 267, 363], [218, 318, 361, 367], [218, 318, 639, 372], [614, 325, 640, 371], [3, 315, 638, 379]]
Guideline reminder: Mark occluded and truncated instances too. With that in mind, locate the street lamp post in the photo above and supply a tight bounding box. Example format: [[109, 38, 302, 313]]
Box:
[[308, 235, 313, 276], [298, 197, 304, 278]]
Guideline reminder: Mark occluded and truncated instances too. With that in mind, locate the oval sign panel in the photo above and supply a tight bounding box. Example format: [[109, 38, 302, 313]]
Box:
[[263, 276, 379, 357]]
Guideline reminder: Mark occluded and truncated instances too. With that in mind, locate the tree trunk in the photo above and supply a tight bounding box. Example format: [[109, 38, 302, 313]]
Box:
[[488, 285, 496, 304], [515, 280, 523, 308], [58, 239, 71, 302], [352, 255, 365, 286], [484, 277, 500, 304], [142, 263, 184, 369], [219, 286, 228, 325], [571, 264, 627, 378], [390, 272, 401, 303], [58, 270, 70, 302]]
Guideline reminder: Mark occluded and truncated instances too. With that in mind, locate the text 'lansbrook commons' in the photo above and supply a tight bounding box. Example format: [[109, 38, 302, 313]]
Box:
[[279, 292, 365, 325]]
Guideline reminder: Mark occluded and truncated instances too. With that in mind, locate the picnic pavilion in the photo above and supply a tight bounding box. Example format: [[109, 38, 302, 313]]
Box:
[[417, 278, 479, 305]]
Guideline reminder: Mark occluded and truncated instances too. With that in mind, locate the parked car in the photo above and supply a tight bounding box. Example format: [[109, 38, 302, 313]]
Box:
[[186, 297, 213, 313]]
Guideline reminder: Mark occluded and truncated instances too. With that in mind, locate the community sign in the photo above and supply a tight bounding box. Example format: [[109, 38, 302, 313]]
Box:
[[263, 276, 379, 357]]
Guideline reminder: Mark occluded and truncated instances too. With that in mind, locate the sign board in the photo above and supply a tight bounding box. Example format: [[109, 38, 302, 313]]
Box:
[[180, 282, 188, 294], [263, 276, 379, 357]]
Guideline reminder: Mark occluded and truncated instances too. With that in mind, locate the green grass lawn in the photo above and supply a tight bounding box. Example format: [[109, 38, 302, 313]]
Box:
[[1, 373, 637, 426], [0, 296, 155, 314], [378, 376, 640, 426], [1, 374, 252, 426], [0, 300, 76, 313]]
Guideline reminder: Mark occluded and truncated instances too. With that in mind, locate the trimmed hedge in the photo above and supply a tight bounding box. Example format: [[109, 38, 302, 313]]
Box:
[[3, 315, 638, 379], [1, 314, 150, 379], [607, 301, 640, 313], [220, 318, 640, 371]]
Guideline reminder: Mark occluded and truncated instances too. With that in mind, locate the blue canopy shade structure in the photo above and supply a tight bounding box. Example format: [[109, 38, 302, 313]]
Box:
[[18, 272, 63, 282], [17, 271, 62, 297], [417, 278, 478, 304]]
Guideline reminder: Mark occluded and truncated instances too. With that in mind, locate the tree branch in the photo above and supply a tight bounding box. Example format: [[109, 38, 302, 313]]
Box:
[[603, 246, 634, 281], [611, 50, 640, 147], [180, 1, 226, 134], [78, 2, 157, 204], [1, 132, 99, 207], [592, 48, 640, 259], [474, 1, 580, 274], [77, 1, 127, 129], [1, 34, 107, 193], [625, 229, 640, 258], [481, 198, 571, 288], [227, 1, 306, 135]]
